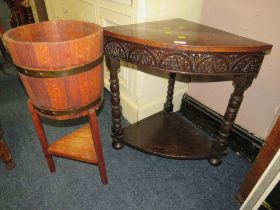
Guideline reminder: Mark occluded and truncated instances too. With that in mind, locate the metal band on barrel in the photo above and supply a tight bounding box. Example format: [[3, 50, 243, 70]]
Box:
[[16, 55, 103, 78], [34, 97, 102, 116]]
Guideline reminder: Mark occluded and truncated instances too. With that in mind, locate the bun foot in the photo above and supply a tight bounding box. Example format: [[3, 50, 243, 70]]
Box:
[[112, 140, 124, 150], [208, 157, 222, 166]]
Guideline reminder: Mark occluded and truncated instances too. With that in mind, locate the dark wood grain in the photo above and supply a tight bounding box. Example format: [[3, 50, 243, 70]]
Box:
[[164, 73, 176, 112], [209, 75, 255, 166], [236, 116, 280, 203], [104, 19, 272, 53], [105, 56, 124, 150], [120, 111, 217, 159], [104, 19, 271, 164], [104, 38, 266, 75], [180, 93, 263, 162]]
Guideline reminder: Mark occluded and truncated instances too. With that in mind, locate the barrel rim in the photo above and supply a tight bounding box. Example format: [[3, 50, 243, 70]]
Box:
[[3, 20, 103, 45]]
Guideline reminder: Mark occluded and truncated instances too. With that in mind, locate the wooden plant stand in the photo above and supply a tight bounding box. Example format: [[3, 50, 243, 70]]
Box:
[[27, 100, 108, 184], [4, 21, 107, 184]]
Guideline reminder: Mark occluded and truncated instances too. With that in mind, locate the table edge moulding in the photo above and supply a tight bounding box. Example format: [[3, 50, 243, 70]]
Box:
[[103, 18, 272, 165]]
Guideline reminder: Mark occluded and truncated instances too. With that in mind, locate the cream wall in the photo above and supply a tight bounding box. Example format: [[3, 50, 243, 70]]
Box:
[[137, 0, 204, 22], [187, 0, 280, 139], [44, 0, 205, 123], [126, 0, 205, 122]]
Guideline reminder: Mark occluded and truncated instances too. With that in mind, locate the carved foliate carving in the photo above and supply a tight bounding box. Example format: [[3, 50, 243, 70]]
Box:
[[104, 37, 264, 74], [232, 54, 263, 73], [104, 40, 128, 59], [159, 53, 193, 72], [129, 47, 156, 66]]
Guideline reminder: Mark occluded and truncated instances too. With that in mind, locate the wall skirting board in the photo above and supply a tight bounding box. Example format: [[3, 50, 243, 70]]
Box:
[[180, 94, 264, 162]]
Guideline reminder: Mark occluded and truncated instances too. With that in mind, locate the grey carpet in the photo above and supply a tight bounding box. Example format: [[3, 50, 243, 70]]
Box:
[[0, 61, 250, 210], [0, 1, 250, 209]]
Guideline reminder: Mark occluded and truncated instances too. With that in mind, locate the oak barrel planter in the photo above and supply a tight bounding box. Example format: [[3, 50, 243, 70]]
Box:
[[3, 20, 108, 184], [3, 20, 104, 120]]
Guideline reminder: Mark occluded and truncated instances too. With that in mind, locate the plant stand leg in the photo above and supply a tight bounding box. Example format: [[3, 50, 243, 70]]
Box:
[[88, 107, 108, 185], [27, 99, 56, 172]]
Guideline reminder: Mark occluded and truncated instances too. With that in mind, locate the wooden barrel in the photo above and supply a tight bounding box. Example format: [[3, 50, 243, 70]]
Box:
[[3, 20, 103, 120]]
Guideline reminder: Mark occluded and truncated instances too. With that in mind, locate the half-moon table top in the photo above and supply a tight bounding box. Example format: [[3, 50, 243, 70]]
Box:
[[104, 19, 272, 53]]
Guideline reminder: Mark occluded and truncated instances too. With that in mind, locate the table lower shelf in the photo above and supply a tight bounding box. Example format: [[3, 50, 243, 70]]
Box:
[[119, 111, 218, 159], [48, 124, 98, 164]]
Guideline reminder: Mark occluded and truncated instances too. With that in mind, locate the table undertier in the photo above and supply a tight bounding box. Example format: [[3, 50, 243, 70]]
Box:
[[119, 111, 218, 159]]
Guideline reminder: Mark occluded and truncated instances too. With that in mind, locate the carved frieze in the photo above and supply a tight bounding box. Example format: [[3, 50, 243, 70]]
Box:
[[104, 37, 264, 74]]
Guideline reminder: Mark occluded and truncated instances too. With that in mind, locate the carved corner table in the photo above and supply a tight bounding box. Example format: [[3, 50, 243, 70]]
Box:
[[104, 19, 272, 166]]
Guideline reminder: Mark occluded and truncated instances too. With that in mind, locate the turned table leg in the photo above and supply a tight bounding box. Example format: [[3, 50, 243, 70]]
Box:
[[209, 75, 254, 166], [0, 129, 16, 169], [105, 56, 124, 150], [164, 73, 176, 112]]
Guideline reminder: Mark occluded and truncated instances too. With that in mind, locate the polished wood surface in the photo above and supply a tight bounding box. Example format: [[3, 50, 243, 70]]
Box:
[[104, 19, 272, 77], [105, 57, 123, 150], [209, 75, 254, 165], [104, 19, 272, 53], [164, 73, 176, 112], [28, 99, 108, 184], [121, 111, 217, 159], [88, 108, 108, 184], [0, 127, 16, 170], [236, 116, 280, 203], [27, 99, 56, 172], [104, 19, 272, 165], [4, 21, 108, 184], [48, 124, 97, 164], [4, 20, 104, 120]]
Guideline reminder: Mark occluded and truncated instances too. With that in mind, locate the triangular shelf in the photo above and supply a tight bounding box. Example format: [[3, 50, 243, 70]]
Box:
[[48, 124, 97, 164]]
